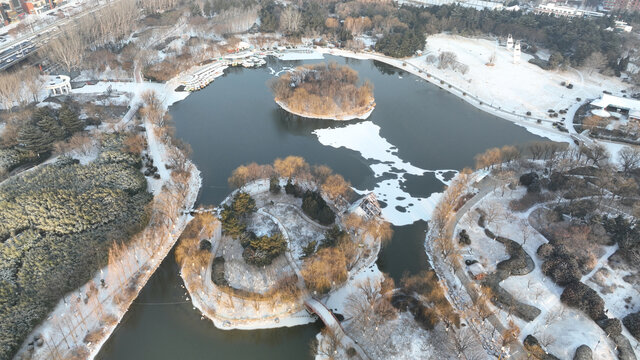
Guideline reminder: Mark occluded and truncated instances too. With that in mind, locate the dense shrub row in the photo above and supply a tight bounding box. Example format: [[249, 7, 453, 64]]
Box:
[[560, 281, 606, 322], [0, 134, 151, 359]]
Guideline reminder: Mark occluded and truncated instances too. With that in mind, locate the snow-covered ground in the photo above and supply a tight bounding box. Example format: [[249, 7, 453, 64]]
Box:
[[420, 34, 627, 120], [456, 184, 639, 359]]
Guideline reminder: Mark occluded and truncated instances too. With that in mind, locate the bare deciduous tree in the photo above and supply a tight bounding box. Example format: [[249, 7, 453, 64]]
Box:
[[279, 6, 302, 34], [583, 51, 607, 75], [618, 147, 640, 175], [43, 27, 86, 72]]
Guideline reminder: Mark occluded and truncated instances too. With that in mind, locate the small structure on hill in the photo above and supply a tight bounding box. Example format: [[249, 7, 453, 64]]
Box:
[[45, 75, 71, 96], [352, 193, 382, 220], [513, 41, 521, 64]]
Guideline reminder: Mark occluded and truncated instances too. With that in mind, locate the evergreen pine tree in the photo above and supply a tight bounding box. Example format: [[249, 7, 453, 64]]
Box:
[[36, 114, 65, 141], [31, 107, 50, 123], [17, 125, 53, 155], [59, 104, 84, 134]]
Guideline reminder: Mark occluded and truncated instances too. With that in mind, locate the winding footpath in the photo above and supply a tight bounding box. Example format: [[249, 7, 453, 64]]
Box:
[[433, 176, 529, 359]]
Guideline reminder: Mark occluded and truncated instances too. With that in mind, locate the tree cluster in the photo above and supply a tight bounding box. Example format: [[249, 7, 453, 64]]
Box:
[[241, 232, 287, 266], [1, 104, 84, 175], [0, 133, 151, 359], [269, 62, 374, 118], [286, 182, 336, 226], [220, 191, 256, 237], [228, 156, 353, 203]]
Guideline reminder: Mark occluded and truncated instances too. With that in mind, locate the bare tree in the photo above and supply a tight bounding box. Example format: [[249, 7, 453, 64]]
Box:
[[581, 144, 609, 166], [312, 327, 340, 359], [618, 147, 640, 175], [22, 67, 45, 103], [43, 27, 86, 72], [438, 51, 458, 70], [279, 6, 302, 34], [0, 71, 21, 111], [528, 142, 545, 161], [583, 51, 607, 75]]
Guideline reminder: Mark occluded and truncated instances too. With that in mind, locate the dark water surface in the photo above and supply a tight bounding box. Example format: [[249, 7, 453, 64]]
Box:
[[98, 55, 543, 359]]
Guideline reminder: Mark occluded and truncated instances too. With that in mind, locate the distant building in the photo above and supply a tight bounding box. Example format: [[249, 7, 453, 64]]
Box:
[[1, 0, 25, 23], [606, 20, 633, 32], [397, 0, 504, 10], [535, 3, 604, 17], [21, 0, 47, 14], [603, 0, 640, 11], [590, 94, 640, 122]]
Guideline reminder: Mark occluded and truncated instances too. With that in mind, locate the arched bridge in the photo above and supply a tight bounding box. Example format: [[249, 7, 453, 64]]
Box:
[[304, 298, 370, 360]]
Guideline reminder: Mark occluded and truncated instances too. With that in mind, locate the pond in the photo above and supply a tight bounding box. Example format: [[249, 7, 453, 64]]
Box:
[[97, 54, 544, 359]]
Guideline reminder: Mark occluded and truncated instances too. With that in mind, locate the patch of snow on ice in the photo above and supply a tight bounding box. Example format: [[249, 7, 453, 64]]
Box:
[[314, 121, 456, 226]]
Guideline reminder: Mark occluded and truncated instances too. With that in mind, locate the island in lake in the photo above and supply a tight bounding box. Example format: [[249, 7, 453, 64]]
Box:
[[177, 157, 391, 335], [269, 62, 376, 121]]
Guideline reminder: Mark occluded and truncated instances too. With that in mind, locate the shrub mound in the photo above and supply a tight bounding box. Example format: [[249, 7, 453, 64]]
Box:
[[560, 281, 606, 321], [623, 311, 640, 340]]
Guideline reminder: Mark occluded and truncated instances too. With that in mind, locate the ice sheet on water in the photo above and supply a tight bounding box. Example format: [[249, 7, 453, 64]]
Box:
[[313, 121, 457, 226]]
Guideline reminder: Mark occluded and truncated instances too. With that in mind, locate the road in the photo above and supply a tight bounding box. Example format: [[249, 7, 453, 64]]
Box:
[[0, 0, 113, 71]]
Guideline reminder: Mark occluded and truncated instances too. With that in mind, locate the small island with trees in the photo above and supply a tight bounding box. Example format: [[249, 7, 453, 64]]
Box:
[[269, 63, 375, 121], [176, 156, 391, 330]]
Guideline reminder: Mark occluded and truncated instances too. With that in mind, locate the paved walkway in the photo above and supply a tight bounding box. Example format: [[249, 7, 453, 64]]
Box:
[[257, 208, 306, 289]]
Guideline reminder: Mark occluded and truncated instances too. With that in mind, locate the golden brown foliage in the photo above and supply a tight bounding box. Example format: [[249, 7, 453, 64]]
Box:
[[175, 213, 218, 267], [302, 247, 348, 294], [228, 162, 275, 188], [270, 62, 374, 118], [274, 156, 309, 179], [321, 174, 351, 201]]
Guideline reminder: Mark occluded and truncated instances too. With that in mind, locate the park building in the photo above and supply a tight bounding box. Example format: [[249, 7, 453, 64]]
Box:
[[590, 94, 640, 123], [534, 3, 604, 17], [606, 20, 633, 33], [45, 75, 72, 97]]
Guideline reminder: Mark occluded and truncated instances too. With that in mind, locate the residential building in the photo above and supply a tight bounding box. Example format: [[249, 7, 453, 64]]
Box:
[[1, 0, 25, 22], [21, 0, 47, 14], [603, 0, 640, 11]]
